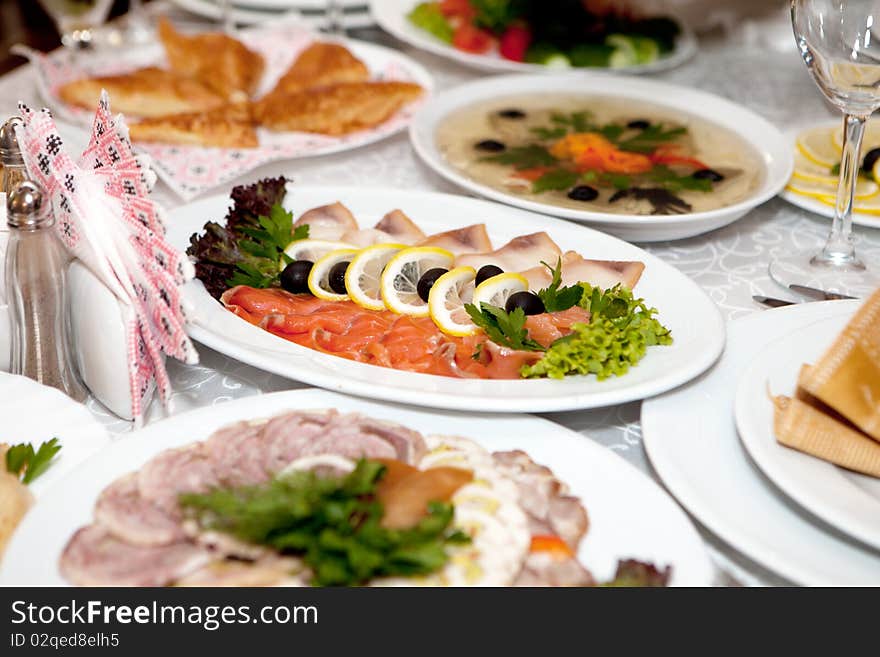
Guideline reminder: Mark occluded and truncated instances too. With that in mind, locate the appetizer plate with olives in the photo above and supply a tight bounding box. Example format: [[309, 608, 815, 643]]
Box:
[[166, 185, 725, 413], [370, 0, 698, 75], [410, 74, 793, 242]]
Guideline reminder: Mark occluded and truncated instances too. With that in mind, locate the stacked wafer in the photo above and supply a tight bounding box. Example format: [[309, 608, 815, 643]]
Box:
[[773, 289, 880, 476]]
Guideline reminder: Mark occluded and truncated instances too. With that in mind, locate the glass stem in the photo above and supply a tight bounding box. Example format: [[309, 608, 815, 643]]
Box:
[[822, 113, 866, 263]]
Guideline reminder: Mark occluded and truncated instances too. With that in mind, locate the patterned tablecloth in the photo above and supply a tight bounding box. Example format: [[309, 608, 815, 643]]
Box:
[[2, 7, 879, 586]]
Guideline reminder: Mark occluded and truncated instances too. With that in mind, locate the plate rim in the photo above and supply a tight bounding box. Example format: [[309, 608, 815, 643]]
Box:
[[733, 311, 880, 551], [369, 0, 698, 75], [0, 387, 715, 586], [408, 73, 793, 234], [170, 184, 726, 413], [641, 299, 880, 586]]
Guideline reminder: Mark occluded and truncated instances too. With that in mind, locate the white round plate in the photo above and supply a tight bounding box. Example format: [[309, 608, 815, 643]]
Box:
[[0, 388, 714, 586], [370, 0, 697, 75], [409, 74, 793, 243], [171, 0, 374, 27], [166, 186, 725, 413], [0, 373, 109, 497], [643, 300, 880, 585], [735, 310, 880, 550]]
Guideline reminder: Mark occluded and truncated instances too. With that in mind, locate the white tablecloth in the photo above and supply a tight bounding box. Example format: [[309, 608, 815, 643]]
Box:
[[3, 7, 879, 586]]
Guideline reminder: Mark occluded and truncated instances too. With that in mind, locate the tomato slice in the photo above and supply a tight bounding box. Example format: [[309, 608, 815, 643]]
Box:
[[439, 0, 476, 20], [453, 23, 494, 54], [499, 24, 532, 62]]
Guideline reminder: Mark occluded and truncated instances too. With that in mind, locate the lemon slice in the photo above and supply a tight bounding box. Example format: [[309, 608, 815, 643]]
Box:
[[380, 246, 454, 316], [796, 125, 840, 168], [344, 243, 406, 311], [787, 178, 879, 200], [428, 267, 478, 337], [472, 272, 529, 309], [832, 120, 880, 152], [308, 248, 359, 301], [283, 239, 354, 270]]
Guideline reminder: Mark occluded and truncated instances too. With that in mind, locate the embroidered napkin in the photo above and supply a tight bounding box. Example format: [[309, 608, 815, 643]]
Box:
[[14, 94, 198, 421]]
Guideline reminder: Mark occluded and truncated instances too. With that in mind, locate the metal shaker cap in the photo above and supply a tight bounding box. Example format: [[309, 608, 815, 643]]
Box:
[[6, 180, 53, 230], [0, 117, 24, 166]]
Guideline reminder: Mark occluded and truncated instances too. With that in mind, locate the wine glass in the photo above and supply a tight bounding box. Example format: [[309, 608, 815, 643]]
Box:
[[37, 0, 114, 51], [770, 0, 880, 296], [219, 0, 236, 34], [327, 0, 345, 35]]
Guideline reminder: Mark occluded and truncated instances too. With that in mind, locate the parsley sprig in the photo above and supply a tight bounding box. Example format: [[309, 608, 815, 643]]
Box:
[[464, 303, 546, 352], [536, 259, 584, 312], [228, 204, 309, 289], [5, 438, 62, 485]]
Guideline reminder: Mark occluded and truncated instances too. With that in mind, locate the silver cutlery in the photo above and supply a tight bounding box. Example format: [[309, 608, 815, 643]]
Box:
[[752, 295, 797, 308], [788, 284, 857, 301]]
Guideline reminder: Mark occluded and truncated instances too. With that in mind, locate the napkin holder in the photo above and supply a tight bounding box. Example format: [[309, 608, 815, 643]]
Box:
[[68, 261, 151, 421]]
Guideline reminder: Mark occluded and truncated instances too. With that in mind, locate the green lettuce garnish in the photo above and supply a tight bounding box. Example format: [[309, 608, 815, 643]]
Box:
[[520, 284, 672, 380], [407, 3, 454, 43]]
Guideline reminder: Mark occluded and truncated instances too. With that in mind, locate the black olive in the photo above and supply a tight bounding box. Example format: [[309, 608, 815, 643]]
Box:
[[280, 259, 314, 294], [692, 169, 724, 182], [505, 291, 545, 316], [328, 261, 350, 294], [475, 264, 504, 286], [497, 108, 526, 119], [475, 139, 506, 153], [627, 119, 651, 130], [567, 185, 599, 202], [417, 267, 449, 302], [864, 147, 880, 172]]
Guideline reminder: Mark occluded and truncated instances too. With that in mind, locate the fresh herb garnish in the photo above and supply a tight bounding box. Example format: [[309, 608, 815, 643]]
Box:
[[481, 145, 557, 169], [5, 438, 62, 485], [530, 126, 568, 140], [648, 165, 713, 192], [536, 259, 583, 312], [465, 303, 546, 352], [180, 459, 470, 587], [521, 284, 672, 380], [532, 168, 579, 193], [617, 124, 687, 153], [601, 559, 671, 587]]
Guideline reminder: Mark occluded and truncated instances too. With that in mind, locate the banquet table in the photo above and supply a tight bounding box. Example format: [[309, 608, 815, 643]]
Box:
[[3, 4, 879, 587]]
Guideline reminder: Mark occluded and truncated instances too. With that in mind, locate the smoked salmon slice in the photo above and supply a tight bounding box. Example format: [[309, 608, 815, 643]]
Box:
[[221, 286, 591, 379]]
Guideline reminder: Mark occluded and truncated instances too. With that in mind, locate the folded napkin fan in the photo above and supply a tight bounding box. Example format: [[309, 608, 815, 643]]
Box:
[[14, 94, 198, 421]]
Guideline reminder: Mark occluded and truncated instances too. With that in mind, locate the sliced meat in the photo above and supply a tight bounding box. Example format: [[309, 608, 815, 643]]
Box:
[[339, 228, 395, 248], [353, 416, 428, 465], [94, 474, 185, 547], [521, 251, 645, 291], [59, 525, 210, 586], [293, 202, 358, 241], [513, 552, 595, 587], [307, 422, 398, 461], [418, 224, 493, 255], [456, 232, 562, 273], [374, 209, 425, 243], [492, 450, 589, 550], [260, 410, 337, 474], [176, 556, 306, 587], [137, 444, 220, 515], [205, 421, 271, 488]]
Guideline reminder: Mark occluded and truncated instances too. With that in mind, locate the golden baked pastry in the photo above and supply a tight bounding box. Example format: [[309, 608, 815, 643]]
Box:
[[129, 103, 258, 149], [797, 288, 880, 440], [58, 67, 226, 118], [254, 81, 423, 135], [269, 42, 369, 96], [158, 17, 265, 102]]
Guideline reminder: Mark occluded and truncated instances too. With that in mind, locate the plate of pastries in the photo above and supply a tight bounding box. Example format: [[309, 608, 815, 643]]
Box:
[[24, 19, 431, 196]]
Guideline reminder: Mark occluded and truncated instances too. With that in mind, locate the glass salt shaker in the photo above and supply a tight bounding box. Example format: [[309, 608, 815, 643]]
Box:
[[0, 117, 27, 197], [5, 180, 88, 401]]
